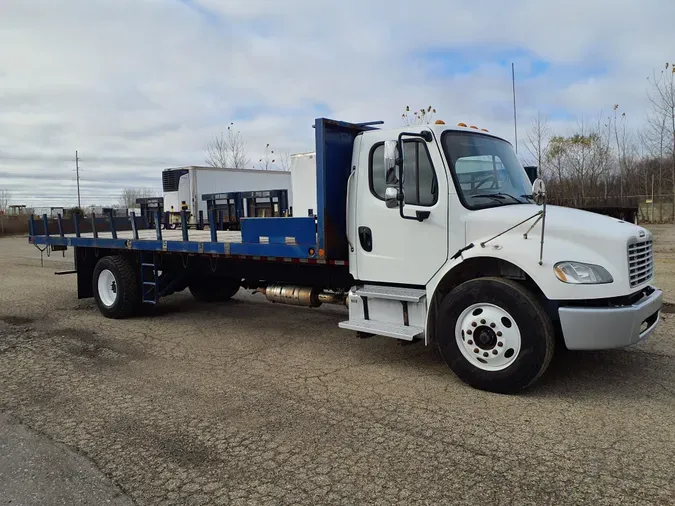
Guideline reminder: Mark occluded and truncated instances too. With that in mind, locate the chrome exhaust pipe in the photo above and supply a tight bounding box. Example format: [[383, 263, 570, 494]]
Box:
[[256, 284, 346, 307]]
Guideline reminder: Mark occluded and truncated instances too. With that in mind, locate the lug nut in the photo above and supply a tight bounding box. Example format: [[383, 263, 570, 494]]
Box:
[[497, 331, 502, 337], [480, 319, 486, 324], [490, 322, 496, 328], [483, 352, 489, 357], [467, 340, 473, 345], [498, 342, 503, 347], [473, 348, 479, 354], [467, 329, 472, 335], [492, 350, 498, 355], [471, 322, 477, 327]]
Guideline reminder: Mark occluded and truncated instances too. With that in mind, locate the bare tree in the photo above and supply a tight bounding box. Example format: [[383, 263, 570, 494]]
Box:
[[0, 189, 11, 213], [402, 105, 437, 125], [278, 151, 291, 171], [525, 112, 550, 177], [119, 188, 158, 208], [647, 63, 675, 220], [204, 132, 229, 168], [205, 123, 250, 169], [645, 109, 669, 218], [255, 144, 275, 171]]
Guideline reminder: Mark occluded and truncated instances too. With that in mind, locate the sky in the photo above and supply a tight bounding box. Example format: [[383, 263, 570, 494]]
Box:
[[1, 0, 674, 207]]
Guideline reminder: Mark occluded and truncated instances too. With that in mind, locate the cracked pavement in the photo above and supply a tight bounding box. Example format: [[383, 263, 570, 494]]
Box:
[[0, 236, 674, 505]]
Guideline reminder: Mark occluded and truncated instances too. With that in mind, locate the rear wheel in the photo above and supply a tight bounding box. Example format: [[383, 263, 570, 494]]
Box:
[[189, 277, 240, 302], [92, 255, 141, 319], [436, 277, 554, 394]]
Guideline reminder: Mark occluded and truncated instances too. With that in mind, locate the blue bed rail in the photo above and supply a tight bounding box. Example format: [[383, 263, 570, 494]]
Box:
[[28, 211, 320, 260]]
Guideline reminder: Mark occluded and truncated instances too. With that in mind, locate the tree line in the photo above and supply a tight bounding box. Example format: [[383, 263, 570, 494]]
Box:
[[524, 62, 675, 222]]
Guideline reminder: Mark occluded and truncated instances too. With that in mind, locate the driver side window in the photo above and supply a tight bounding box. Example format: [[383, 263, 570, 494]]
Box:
[[370, 141, 438, 206]]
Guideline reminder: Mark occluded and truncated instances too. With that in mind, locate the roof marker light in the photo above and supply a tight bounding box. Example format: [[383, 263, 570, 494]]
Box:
[[435, 120, 446, 125], [457, 122, 467, 127], [469, 125, 478, 129]]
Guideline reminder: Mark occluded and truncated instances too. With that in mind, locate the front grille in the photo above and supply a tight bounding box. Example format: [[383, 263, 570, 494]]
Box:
[[628, 240, 653, 287]]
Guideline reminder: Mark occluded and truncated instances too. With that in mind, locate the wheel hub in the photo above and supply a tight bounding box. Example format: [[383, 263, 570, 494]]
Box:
[[97, 269, 119, 308], [474, 326, 497, 350], [455, 303, 522, 372]]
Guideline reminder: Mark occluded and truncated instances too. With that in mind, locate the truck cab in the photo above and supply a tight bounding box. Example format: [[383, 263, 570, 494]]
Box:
[[340, 120, 662, 392]]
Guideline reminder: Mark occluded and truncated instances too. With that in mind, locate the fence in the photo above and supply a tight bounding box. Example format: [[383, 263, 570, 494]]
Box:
[[0, 215, 31, 236]]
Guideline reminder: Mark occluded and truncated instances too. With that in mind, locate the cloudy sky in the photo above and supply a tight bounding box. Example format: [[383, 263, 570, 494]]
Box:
[[1, 0, 674, 207]]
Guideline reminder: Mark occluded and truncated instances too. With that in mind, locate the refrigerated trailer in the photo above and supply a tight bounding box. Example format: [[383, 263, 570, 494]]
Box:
[[29, 117, 663, 393]]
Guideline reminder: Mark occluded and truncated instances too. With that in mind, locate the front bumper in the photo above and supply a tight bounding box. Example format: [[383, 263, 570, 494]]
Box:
[[559, 287, 663, 350]]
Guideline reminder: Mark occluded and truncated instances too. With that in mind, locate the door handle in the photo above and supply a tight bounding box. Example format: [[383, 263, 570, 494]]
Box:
[[358, 226, 372, 252]]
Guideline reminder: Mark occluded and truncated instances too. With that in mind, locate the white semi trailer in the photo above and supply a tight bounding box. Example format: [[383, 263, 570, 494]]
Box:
[[162, 166, 292, 225], [290, 152, 317, 217]]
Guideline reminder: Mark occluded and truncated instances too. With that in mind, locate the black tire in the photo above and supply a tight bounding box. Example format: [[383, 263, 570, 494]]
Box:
[[92, 255, 141, 319], [189, 277, 240, 302], [435, 277, 555, 394]]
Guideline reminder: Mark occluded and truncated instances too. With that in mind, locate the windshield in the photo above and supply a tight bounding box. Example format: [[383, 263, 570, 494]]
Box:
[[441, 131, 533, 209]]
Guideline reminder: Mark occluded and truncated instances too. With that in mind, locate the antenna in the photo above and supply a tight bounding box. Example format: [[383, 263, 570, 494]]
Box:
[[75, 150, 81, 208], [512, 63, 518, 153]]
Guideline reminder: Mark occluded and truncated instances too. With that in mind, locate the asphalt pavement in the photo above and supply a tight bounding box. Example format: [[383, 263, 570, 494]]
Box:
[[0, 413, 133, 505], [0, 236, 674, 505]]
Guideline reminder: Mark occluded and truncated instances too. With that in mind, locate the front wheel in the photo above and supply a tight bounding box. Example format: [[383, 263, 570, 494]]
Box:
[[436, 277, 555, 394]]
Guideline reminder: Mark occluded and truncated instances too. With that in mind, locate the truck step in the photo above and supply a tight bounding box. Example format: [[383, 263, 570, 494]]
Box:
[[141, 263, 156, 267], [353, 285, 426, 302], [338, 319, 423, 341]]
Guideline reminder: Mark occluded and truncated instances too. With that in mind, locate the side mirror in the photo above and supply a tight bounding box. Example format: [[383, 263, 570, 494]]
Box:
[[385, 187, 400, 209], [531, 178, 546, 206]]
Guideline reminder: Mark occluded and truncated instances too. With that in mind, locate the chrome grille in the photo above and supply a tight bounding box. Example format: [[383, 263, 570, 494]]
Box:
[[628, 240, 653, 287]]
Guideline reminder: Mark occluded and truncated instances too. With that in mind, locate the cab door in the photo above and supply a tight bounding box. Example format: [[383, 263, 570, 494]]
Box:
[[354, 129, 449, 286]]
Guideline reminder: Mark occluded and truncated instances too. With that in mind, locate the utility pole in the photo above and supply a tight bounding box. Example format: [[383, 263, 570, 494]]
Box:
[[512, 63, 518, 153], [75, 150, 81, 208]]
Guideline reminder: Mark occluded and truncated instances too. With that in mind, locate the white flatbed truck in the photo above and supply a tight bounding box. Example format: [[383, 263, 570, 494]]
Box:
[[29, 117, 663, 393]]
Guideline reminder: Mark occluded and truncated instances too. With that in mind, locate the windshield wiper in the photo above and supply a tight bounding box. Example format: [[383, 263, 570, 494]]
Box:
[[471, 193, 524, 204], [520, 194, 535, 202]]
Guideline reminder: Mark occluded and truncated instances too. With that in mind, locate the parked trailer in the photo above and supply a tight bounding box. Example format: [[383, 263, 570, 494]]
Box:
[[523, 167, 639, 223], [162, 166, 292, 227], [202, 189, 290, 231], [136, 197, 164, 228], [29, 117, 663, 394], [291, 152, 317, 217]]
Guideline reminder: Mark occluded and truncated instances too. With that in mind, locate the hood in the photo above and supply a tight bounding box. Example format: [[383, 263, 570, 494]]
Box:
[[463, 204, 652, 297], [465, 204, 649, 247]]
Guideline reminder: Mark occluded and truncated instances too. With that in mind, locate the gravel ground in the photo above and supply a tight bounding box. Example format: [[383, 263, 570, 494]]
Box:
[[0, 235, 674, 505]]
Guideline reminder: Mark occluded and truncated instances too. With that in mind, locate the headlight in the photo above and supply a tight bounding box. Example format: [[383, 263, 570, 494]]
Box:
[[554, 261, 613, 284]]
